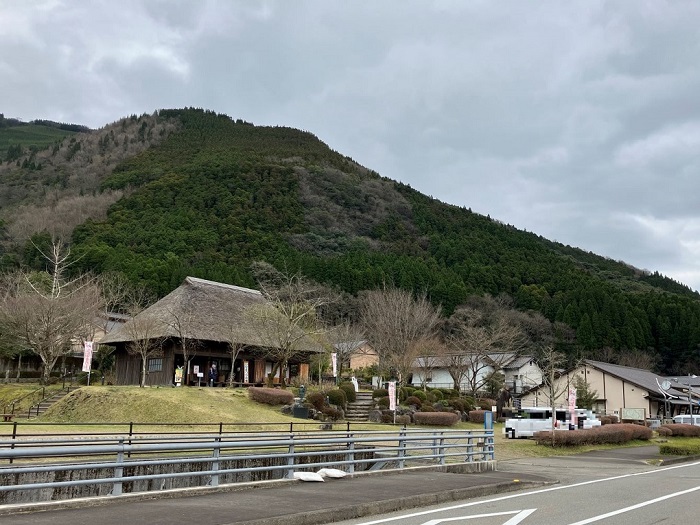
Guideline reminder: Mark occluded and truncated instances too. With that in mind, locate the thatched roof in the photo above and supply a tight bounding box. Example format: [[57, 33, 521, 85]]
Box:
[[99, 277, 321, 352]]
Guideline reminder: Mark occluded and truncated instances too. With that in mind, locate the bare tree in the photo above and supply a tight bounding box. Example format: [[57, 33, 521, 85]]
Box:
[[360, 285, 441, 385], [248, 262, 334, 388], [124, 310, 164, 388], [445, 303, 527, 396], [0, 240, 102, 384], [326, 321, 366, 378], [412, 337, 448, 391], [533, 344, 570, 444], [165, 304, 200, 386]]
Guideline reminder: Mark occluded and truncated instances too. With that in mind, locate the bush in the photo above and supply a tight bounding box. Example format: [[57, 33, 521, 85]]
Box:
[[248, 387, 295, 406], [321, 406, 344, 420], [414, 412, 460, 426], [468, 410, 487, 423], [660, 442, 700, 456], [419, 404, 436, 412], [426, 391, 437, 403], [400, 386, 414, 401], [377, 397, 390, 408], [533, 423, 652, 447], [405, 396, 423, 407], [658, 424, 700, 437], [447, 398, 468, 412], [657, 427, 673, 437], [373, 388, 388, 398], [327, 388, 347, 408], [430, 389, 444, 400], [462, 396, 477, 412], [412, 390, 427, 402], [599, 415, 619, 425], [477, 398, 496, 410], [305, 391, 326, 411], [338, 382, 356, 403], [395, 414, 412, 425]]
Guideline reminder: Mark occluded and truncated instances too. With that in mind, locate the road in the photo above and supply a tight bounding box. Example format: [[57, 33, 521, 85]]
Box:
[[336, 457, 700, 525]]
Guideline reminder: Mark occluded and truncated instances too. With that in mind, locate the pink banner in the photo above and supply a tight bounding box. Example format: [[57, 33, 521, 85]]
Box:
[[82, 341, 93, 372], [388, 381, 396, 411], [331, 352, 337, 377]]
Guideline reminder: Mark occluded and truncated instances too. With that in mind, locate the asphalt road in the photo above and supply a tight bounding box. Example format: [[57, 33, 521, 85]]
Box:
[[335, 453, 700, 525]]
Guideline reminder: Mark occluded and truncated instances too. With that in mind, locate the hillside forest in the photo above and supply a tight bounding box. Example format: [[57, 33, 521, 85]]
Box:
[[1, 108, 699, 377]]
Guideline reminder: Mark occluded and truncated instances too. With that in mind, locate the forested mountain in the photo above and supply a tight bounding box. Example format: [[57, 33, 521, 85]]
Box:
[[2, 108, 699, 374]]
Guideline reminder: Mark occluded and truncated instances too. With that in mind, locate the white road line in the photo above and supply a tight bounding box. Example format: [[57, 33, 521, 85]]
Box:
[[422, 509, 536, 525], [567, 485, 700, 524], [354, 461, 700, 525]]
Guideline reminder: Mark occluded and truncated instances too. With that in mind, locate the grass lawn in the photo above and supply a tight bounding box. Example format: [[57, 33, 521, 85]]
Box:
[[0, 384, 684, 461]]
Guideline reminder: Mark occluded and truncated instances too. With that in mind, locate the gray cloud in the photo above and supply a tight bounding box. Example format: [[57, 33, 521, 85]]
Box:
[[2, 0, 700, 290]]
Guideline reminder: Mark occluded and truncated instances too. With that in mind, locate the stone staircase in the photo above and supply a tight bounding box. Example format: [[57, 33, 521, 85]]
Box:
[[27, 387, 76, 419], [345, 391, 375, 422]]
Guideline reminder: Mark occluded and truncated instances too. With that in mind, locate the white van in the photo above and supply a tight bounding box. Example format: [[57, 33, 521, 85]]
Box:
[[672, 415, 700, 426]]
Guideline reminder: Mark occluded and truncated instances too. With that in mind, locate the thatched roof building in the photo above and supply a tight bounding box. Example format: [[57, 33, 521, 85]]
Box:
[[100, 277, 320, 386]]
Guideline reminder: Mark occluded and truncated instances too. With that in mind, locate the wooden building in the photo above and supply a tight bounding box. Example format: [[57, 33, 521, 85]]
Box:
[[99, 277, 319, 386]]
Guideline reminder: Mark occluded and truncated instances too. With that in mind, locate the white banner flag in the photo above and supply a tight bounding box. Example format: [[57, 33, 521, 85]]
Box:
[[388, 381, 397, 411], [331, 352, 337, 377], [82, 341, 93, 372]]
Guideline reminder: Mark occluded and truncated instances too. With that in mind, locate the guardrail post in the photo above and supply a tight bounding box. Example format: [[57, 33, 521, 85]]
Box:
[[127, 422, 133, 458], [438, 433, 445, 465], [466, 435, 473, 462], [210, 437, 220, 487], [486, 430, 494, 460], [9, 421, 17, 465], [112, 437, 124, 496], [346, 432, 355, 474], [398, 428, 406, 469], [286, 437, 295, 479]]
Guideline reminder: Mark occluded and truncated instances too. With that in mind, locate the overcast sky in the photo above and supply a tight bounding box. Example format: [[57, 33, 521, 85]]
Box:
[[3, 1, 700, 291]]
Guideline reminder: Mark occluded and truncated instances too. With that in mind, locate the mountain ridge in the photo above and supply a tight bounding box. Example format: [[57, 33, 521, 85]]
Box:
[[1, 107, 699, 374]]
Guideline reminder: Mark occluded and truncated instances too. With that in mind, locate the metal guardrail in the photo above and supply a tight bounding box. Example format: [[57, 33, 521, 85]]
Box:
[[0, 428, 494, 502]]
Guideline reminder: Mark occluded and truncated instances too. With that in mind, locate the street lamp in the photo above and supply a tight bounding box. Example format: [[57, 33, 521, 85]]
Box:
[[674, 374, 698, 418]]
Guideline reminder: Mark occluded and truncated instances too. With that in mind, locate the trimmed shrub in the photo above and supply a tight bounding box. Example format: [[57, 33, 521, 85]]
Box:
[[426, 391, 437, 403], [477, 398, 496, 410], [373, 388, 389, 398], [462, 396, 477, 412], [395, 414, 412, 425], [327, 388, 347, 408], [413, 390, 427, 402], [377, 397, 390, 408], [439, 388, 459, 398], [533, 423, 652, 447], [447, 398, 468, 412], [405, 396, 423, 407], [658, 424, 700, 437], [400, 386, 414, 401], [419, 404, 436, 412], [599, 415, 619, 425], [468, 410, 487, 423], [430, 389, 444, 400], [414, 412, 460, 426], [248, 387, 295, 406], [660, 442, 700, 456], [322, 406, 344, 420], [305, 391, 326, 410], [657, 427, 673, 437], [339, 382, 356, 403]]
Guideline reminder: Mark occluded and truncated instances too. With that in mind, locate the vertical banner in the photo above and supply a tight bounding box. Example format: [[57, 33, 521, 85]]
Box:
[[568, 388, 577, 427], [243, 360, 249, 384], [82, 341, 93, 372], [331, 352, 337, 377], [388, 381, 397, 411]]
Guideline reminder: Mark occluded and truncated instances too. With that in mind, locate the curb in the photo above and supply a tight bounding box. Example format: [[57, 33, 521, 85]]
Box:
[[228, 480, 556, 525]]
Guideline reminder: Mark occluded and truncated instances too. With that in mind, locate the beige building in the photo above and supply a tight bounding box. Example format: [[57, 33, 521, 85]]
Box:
[[521, 360, 696, 420]]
